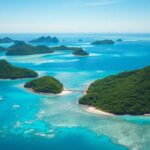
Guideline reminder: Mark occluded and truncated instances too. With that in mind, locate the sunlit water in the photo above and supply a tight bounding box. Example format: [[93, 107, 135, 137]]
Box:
[[0, 33, 150, 150]]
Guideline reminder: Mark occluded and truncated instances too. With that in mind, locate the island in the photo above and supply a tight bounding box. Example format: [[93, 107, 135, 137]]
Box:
[[6, 42, 54, 55], [78, 39, 83, 42], [91, 40, 115, 45], [72, 48, 89, 56], [50, 45, 89, 55], [0, 46, 6, 51], [24, 76, 63, 94], [0, 59, 38, 79], [79, 66, 150, 115], [0, 37, 14, 43], [116, 39, 123, 42], [6, 43, 89, 56], [29, 36, 59, 43]]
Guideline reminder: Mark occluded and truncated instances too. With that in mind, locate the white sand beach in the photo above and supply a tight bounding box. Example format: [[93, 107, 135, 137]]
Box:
[[85, 106, 115, 116]]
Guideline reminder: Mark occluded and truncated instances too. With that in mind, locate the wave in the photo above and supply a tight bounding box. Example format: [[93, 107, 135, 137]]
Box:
[[34, 59, 79, 65], [90, 53, 102, 56]]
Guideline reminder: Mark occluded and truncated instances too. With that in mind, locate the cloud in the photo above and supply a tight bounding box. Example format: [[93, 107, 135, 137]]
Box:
[[85, 0, 122, 6]]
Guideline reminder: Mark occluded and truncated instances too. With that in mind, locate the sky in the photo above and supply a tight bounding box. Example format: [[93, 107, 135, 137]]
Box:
[[0, 0, 150, 33]]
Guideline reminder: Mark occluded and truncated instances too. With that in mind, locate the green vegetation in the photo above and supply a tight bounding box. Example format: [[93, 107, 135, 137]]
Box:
[[29, 36, 59, 43], [0, 60, 38, 79], [6, 43, 54, 55], [24, 76, 63, 94], [92, 40, 115, 45], [51, 45, 89, 55], [0, 37, 14, 43], [5, 42, 89, 56], [116, 39, 123, 42], [72, 48, 89, 56], [79, 66, 150, 115]]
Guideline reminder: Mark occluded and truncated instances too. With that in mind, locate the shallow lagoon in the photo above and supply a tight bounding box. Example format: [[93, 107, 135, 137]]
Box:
[[0, 33, 150, 150]]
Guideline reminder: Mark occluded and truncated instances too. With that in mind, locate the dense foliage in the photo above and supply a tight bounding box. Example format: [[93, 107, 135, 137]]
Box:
[[79, 66, 150, 115], [72, 48, 89, 56], [24, 76, 63, 94], [6, 43, 54, 55], [51, 45, 89, 55], [6, 43, 89, 56], [0, 60, 38, 79], [29, 36, 59, 43], [91, 40, 115, 45]]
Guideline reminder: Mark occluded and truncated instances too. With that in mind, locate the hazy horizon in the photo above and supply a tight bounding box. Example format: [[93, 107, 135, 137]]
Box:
[[0, 0, 150, 33]]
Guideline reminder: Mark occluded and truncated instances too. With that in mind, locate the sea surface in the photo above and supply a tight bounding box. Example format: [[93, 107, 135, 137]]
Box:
[[0, 33, 150, 150]]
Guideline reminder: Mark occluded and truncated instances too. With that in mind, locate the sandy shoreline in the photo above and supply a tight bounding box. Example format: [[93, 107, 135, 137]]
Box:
[[17, 83, 73, 95], [84, 105, 115, 116], [85, 106, 150, 117]]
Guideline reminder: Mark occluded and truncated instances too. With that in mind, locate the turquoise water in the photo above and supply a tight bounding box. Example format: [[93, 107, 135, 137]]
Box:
[[0, 33, 150, 150]]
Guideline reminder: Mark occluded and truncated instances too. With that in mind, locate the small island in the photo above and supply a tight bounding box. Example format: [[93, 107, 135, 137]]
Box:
[[29, 36, 59, 43], [0, 37, 14, 43], [0, 59, 38, 79], [116, 39, 123, 42], [51, 45, 89, 55], [6, 42, 54, 55], [72, 48, 89, 56], [79, 66, 150, 115], [91, 40, 115, 45], [24, 76, 63, 94]]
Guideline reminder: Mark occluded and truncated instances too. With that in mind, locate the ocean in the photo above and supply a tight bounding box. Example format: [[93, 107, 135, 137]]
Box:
[[0, 33, 150, 150]]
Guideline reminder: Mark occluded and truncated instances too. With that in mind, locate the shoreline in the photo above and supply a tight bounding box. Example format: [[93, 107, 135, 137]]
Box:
[[26, 87, 73, 96], [17, 83, 73, 96], [83, 105, 150, 117], [84, 105, 115, 116]]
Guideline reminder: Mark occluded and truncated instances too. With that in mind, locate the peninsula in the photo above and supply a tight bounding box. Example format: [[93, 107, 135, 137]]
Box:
[[79, 66, 150, 115]]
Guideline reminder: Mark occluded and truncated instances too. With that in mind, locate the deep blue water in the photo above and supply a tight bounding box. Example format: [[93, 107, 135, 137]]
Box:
[[0, 33, 150, 150]]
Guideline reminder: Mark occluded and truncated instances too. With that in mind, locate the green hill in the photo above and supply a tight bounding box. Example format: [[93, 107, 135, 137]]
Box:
[[6, 43, 54, 55], [5, 43, 89, 56], [29, 36, 59, 43], [72, 48, 89, 56], [51, 45, 89, 55], [79, 66, 150, 115], [91, 40, 115, 45], [0, 60, 38, 79], [24, 76, 63, 94]]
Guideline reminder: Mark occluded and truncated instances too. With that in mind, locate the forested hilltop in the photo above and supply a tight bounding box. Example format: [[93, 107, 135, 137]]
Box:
[[79, 66, 150, 115]]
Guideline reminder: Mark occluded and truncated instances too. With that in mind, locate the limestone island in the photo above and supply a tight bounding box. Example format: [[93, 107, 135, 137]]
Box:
[[0, 37, 14, 43], [79, 66, 150, 115], [0, 59, 38, 79], [91, 40, 115, 45], [6, 42, 54, 56], [29, 36, 59, 43], [24, 76, 63, 94]]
